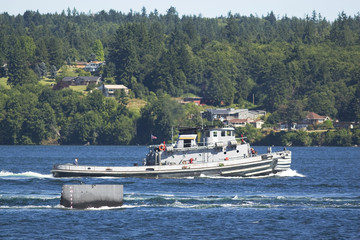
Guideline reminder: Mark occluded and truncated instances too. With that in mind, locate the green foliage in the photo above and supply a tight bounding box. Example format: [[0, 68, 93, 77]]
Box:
[[0, 85, 56, 144], [136, 93, 184, 144], [235, 125, 262, 144], [277, 100, 306, 131], [0, 9, 360, 145], [92, 40, 105, 61], [7, 38, 39, 86], [280, 130, 313, 146], [256, 129, 358, 146], [74, 68, 91, 76], [316, 120, 334, 130]]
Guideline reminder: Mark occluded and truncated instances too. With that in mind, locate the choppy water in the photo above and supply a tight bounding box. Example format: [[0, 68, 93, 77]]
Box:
[[0, 146, 359, 239]]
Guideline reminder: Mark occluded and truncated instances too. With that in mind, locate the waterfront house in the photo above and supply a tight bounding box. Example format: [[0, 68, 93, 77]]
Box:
[[205, 108, 266, 122]]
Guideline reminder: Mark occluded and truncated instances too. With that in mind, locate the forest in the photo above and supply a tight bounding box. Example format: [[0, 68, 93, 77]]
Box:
[[0, 7, 359, 145]]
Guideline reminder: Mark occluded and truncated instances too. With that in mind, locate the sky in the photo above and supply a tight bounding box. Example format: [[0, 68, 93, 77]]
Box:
[[1, 0, 359, 21]]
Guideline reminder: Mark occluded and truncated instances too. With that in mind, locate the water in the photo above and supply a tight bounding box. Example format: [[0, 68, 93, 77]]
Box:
[[0, 146, 359, 239]]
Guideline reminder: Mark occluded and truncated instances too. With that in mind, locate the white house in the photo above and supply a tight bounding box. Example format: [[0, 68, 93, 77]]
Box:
[[98, 84, 129, 97], [84, 61, 105, 72], [205, 108, 266, 122]]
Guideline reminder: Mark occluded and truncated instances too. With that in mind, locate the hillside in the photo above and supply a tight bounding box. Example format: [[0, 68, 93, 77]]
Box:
[[0, 8, 359, 145]]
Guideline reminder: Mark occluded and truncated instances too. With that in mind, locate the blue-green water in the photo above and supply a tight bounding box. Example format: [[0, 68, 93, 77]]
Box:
[[0, 146, 359, 239]]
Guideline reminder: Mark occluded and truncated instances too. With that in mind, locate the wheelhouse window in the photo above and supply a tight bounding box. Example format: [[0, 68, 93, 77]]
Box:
[[213, 131, 218, 137], [184, 139, 191, 148], [221, 131, 225, 137]]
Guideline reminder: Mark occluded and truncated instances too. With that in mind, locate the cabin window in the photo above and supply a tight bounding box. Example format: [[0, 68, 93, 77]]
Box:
[[184, 139, 191, 148], [213, 131, 217, 137], [221, 131, 225, 137], [226, 131, 231, 136]]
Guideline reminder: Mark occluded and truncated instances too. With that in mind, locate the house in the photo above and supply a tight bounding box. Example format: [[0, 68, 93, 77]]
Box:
[[305, 112, 329, 125], [250, 119, 265, 129], [279, 112, 331, 131], [333, 121, 355, 129], [226, 118, 265, 129], [227, 119, 248, 128], [98, 84, 129, 97], [74, 61, 88, 69], [205, 108, 266, 122], [84, 61, 105, 72], [61, 76, 101, 86], [180, 97, 203, 106]]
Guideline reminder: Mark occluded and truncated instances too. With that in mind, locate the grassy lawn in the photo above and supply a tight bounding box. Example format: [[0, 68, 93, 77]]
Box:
[[127, 98, 147, 115], [0, 77, 10, 89], [69, 85, 88, 92], [39, 78, 56, 86]]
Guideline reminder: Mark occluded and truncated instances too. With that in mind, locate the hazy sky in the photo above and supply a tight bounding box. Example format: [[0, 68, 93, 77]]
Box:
[[1, 0, 359, 21]]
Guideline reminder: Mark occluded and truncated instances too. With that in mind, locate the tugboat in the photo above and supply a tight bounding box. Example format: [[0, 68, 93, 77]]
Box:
[[51, 127, 291, 178]]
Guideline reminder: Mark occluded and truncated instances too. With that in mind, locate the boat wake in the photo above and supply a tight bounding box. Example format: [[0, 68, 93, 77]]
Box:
[[197, 169, 305, 179], [0, 170, 53, 179], [275, 169, 305, 178]]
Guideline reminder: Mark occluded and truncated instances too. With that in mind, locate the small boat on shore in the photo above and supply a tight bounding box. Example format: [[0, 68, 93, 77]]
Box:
[[51, 127, 291, 178]]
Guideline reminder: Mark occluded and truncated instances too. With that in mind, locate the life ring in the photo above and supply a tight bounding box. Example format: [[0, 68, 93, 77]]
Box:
[[225, 157, 229, 161], [190, 158, 194, 164], [159, 144, 166, 151], [241, 134, 245, 143]]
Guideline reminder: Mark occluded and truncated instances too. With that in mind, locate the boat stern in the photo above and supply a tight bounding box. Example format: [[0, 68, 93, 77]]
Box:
[[273, 150, 292, 172]]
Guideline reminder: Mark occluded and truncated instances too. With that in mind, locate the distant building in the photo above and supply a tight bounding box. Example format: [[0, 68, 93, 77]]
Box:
[[305, 112, 330, 125], [61, 76, 101, 86], [98, 84, 129, 97], [205, 108, 266, 122], [279, 112, 331, 130], [227, 119, 248, 128], [179, 97, 203, 106], [84, 61, 105, 72], [226, 118, 264, 129], [250, 119, 265, 129], [333, 121, 355, 129], [74, 61, 87, 69]]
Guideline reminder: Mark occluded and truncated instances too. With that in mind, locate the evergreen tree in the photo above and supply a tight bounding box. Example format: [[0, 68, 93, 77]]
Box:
[[7, 38, 38, 86], [47, 37, 64, 68], [92, 39, 105, 61], [34, 64, 42, 79], [39, 62, 47, 78], [50, 65, 57, 79]]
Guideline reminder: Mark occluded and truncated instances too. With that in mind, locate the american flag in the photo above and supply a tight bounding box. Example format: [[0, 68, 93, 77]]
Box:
[[151, 134, 157, 140]]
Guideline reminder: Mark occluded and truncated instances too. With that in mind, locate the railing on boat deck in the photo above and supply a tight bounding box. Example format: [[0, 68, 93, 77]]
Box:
[[53, 164, 115, 171], [148, 140, 248, 151]]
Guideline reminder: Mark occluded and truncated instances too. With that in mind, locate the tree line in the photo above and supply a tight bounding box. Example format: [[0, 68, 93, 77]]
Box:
[[236, 124, 360, 147], [0, 8, 360, 145]]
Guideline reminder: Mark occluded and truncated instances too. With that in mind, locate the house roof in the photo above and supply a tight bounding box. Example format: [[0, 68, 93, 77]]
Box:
[[229, 119, 248, 123], [306, 112, 326, 120], [75, 61, 88, 65], [207, 108, 248, 115], [62, 76, 101, 82], [103, 84, 128, 89]]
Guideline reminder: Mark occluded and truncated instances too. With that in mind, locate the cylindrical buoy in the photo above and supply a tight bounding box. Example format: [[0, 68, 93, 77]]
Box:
[[60, 184, 123, 209]]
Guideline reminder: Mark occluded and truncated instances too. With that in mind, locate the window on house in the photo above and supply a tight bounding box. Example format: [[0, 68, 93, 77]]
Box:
[[184, 139, 191, 148]]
